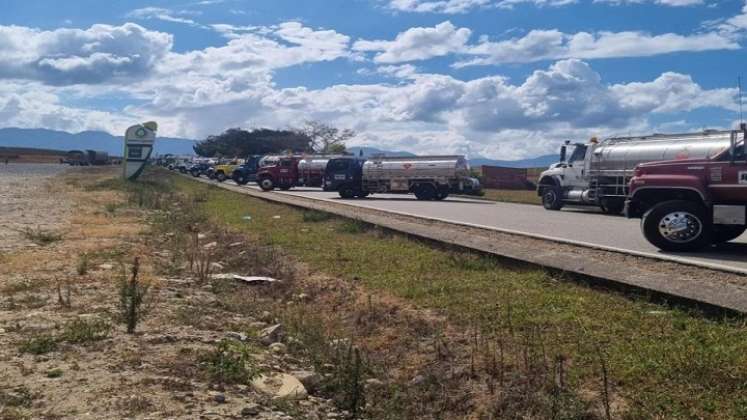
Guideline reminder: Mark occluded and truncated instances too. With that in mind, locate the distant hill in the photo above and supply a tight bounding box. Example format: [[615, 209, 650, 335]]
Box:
[[469, 155, 557, 169], [0, 127, 197, 157], [346, 146, 416, 158]]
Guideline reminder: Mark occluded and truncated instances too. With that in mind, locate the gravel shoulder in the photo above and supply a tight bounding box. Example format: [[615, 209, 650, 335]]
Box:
[[0, 163, 72, 253]]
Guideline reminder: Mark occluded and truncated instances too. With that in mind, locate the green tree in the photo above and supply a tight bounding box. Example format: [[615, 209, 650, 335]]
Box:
[[297, 120, 355, 154], [193, 128, 312, 157]]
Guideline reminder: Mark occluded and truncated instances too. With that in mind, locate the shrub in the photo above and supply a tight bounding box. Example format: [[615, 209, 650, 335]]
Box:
[[22, 226, 62, 246], [61, 318, 111, 344], [199, 339, 260, 384], [118, 257, 150, 334], [302, 210, 333, 223], [18, 335, 57, 355]]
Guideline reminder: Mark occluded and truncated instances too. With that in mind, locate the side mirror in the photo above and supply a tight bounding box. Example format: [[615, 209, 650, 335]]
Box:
[[560, 145, 567, 163]]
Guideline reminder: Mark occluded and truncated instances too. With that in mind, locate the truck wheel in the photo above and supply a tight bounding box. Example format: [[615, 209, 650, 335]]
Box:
[[712, 225, 747, 244], [216, 172, 227, 182], [600, 198, 624, 215], [234, 174, 247, 185], [414, 184, 436, 201], [191, 170, 200, 178], [642, 200, 711, 252], [541, 186, 564, 210], [259, 178, 274, 191], [339, 185, 356, 199]]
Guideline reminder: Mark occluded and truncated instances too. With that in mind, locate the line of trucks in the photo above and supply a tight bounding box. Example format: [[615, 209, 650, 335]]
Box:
[[537, 125, 746, 251], [166, 154, 482, 200], [162, 125, 745, 252]]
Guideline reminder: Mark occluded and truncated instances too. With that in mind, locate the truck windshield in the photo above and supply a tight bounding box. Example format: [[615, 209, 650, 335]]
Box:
[[568, 145, 587, 163], [328, 160, 349, 171]]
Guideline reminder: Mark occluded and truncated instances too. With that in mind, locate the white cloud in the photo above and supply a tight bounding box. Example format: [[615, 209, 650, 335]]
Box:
[[0, 23, 173, 85], [456, 29, 738, 66], [386, 0, 708, 13], [0, 19, 740, 159], [595, 0, 705, 6], [353, 21, 471, 63], [127, 7, 204, 27]]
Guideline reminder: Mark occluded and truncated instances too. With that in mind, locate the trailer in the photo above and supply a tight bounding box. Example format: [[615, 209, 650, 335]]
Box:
[[324, 155, 472, 200], [537, 130, 733, 214]]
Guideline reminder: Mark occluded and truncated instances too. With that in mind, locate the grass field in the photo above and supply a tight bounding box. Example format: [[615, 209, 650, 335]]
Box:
[[154, 170, 747, 418], [477, 188, 542, 205]]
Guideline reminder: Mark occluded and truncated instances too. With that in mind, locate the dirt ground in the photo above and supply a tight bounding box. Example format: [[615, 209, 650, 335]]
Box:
[[0, 164, 72, 253], [0, 168, 345, 419]]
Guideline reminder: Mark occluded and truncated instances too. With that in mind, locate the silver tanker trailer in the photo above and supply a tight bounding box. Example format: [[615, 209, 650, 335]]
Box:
[[324, 155, 472, 200], [537, 130, 734, 214]]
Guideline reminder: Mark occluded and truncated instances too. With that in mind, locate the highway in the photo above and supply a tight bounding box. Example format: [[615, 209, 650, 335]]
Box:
[[237, 184, 747, 274]]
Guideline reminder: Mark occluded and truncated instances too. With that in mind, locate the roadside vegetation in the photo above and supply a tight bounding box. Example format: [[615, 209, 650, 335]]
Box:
[[462, 188, 541, 205], [149, 169, 747, 419]]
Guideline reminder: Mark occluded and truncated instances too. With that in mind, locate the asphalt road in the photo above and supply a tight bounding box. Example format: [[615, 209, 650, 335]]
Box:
[[236, 184, 747, 273]]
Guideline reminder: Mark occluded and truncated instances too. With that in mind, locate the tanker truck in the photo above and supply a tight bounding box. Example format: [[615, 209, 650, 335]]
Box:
[[626, 126, 746, 252], [537, 130, 734, 214], [256, 155, 342, 191], [323, 155, 472, 200]]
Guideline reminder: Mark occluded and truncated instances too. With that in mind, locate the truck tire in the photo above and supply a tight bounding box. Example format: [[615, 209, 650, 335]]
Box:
[[339, 185, 356, 199], [541, 186, 563, 210], [712, 225, 747, 244], [600, 198, 624, 215], [436, 186, 449, 200], [414, 184, 436, 201], [191, 170, 200, 178], [216, 171, 227, 182], [259, 178, 274, 191], [641, 200, 711, 252], [234, 174, 248, 185]]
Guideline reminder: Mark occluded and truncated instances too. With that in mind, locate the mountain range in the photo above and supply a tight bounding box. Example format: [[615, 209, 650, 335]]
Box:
[[0, 127, 197, 157], [0, 128, 556, 168]]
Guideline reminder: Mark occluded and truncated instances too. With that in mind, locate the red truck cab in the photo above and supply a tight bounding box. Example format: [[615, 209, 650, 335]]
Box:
[[257, 156, 300, 191], [626, 126, 746, 251]]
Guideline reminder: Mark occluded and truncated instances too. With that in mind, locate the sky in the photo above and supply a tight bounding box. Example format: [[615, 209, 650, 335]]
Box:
[[0, 0, 746, 159]]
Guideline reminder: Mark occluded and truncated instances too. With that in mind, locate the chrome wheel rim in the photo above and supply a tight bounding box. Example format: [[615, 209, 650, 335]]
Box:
[[658, 212, 703, 244]]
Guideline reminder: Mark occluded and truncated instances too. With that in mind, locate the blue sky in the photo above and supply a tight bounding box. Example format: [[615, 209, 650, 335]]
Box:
[[0, 0, 746, 158]]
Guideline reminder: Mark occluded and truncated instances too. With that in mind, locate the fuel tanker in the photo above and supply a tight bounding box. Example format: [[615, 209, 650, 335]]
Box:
[[537, 130, 734, 214], [324, 155, 472, 200]]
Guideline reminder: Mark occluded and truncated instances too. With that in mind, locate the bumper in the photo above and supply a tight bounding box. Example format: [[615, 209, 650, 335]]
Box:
[[624, 199, 643, 219]]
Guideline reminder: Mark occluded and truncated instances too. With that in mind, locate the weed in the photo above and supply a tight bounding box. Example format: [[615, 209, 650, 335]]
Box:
[[116, 395, 153, 416], [0, 386, 34, 407], [21, 226, 62, 246], [118, 257, 150, 334], [104, 202, 120, 215], [46, 369, 63, 378], [199, 339, 260, 385], [76, 253, 89, 275], [57, 279, 72, 308], [61, 318, 111, 344], [302, 210, 333, 223], [337, 220, 368, 234], [18, 335, 57, 355]]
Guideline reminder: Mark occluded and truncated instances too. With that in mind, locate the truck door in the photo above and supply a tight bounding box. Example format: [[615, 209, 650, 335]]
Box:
[[565, 144, 589, 188], [708, 141, 746, 202], [278, 159, 295, 186]]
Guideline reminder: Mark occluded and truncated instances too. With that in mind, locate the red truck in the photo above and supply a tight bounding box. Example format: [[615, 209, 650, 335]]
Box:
[[256, 155, 339, 191], [626, 125, 746, 251]]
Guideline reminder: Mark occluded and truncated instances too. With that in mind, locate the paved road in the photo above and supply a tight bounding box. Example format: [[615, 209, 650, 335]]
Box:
[[233, 183, 747, 273]]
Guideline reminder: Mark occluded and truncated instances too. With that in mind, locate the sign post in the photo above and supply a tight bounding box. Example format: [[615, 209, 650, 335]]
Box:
[[123, 121, 157, 181]]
